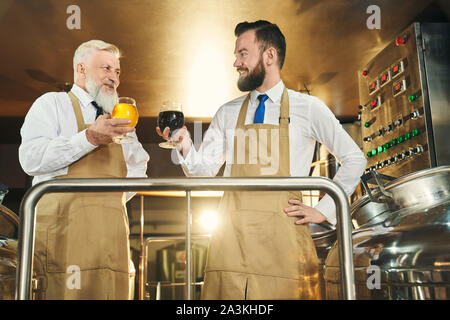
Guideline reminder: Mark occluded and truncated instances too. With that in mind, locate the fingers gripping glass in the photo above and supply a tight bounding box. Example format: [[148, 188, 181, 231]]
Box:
[[157, 101, 185, 149], [111, 97, 139, 144]]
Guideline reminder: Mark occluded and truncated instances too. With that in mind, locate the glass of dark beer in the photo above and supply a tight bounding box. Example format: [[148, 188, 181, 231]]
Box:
[[157, 101, 185, 149]]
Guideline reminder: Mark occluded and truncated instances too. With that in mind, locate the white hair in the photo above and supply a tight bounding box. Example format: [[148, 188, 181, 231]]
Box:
[[73, 40, 120, 81]]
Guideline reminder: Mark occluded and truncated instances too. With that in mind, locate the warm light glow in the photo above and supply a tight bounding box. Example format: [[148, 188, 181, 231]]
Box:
[[200, 210, 219, 233], [185, 42, 240, 118]]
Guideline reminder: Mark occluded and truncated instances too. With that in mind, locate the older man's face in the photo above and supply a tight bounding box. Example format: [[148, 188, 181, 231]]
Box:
[[86, 50, 121, 93], [84, 50, 121, 113]]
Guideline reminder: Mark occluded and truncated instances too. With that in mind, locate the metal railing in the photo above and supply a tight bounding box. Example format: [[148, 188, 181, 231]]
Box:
[[15, 177, 355, 300]]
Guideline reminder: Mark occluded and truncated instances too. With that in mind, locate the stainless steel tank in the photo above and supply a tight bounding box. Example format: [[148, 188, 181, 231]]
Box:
[[324, 166, 450, 299], [0, 200, 19, 300], [310, 223, 336, 299]]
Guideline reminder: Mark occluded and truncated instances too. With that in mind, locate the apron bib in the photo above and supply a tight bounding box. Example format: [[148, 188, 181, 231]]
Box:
[[33, 92, 134, 300], [202, 88, 321, 300]]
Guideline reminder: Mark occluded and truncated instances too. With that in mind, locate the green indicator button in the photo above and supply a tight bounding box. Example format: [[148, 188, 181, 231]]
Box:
[[408, 95, 417, 102], [371, 148, 377, 156], [366, 152, 372, 158], [364, 122, 371, 128], [390, 139, 397, 147], [405, 132, 411, 140], [397, 136, 404, 143], [377, 146, 383, 153], [411, 129, 418, 136], [384, 143, 390, 149]]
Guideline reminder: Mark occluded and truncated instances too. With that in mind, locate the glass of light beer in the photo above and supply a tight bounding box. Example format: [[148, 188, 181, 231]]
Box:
[[157, 101, 185, 149], [111, 97, 139, 144]]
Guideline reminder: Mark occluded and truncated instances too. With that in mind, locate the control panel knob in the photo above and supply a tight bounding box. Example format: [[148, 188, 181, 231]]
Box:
[[385, 124, 393, 132], [412, 145, 424, 154], [363, 136, 372, 142], [409, 110, 420, 119]]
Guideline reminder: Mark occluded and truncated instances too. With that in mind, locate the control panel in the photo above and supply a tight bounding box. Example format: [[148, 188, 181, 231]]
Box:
[[357, 23, 433, 178]]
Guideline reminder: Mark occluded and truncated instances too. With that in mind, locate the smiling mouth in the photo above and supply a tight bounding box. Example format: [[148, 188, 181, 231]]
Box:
[[238, 69, 248, 78], [103, 83, 115, 90]]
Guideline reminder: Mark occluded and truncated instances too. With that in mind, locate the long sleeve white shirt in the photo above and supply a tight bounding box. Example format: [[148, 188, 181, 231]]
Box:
[[19, 85, 149, 199], [176, 81, 367, 225]]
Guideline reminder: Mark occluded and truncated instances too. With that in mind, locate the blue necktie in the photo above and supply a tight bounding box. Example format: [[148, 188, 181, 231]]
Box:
[[254, 94, 268, 124], [92, 101, 104, 119]]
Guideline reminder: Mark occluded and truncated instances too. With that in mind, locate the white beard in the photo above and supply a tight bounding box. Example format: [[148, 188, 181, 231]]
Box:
[[85, 76, 119, 114]]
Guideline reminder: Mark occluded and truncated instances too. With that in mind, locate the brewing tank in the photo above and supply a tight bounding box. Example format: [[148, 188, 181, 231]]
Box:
[[324, 166, 450, 299], [0, 201, 19, 300]]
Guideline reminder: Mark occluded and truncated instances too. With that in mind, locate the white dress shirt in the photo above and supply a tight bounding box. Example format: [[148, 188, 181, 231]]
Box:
[[176, 80, 367, 224], [19, 85, 149, 198]]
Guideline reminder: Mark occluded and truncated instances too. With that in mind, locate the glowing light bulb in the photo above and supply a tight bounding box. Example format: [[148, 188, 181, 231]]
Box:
[[200, 210, 218, 232]]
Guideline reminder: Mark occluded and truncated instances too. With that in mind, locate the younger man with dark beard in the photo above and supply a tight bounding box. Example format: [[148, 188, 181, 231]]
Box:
[[157, 21, 366, 299], [19, 40, 149, 299]]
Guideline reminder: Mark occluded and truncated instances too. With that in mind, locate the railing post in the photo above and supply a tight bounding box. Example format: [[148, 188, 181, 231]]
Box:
[[186, 190, 192, 300], [138, 194, 145, 300]]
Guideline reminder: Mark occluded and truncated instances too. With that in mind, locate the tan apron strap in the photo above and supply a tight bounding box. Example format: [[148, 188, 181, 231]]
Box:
[[278, 87, 290, 174], [279, 87, 290, 129], [236, 94, 251, 129], [67, 91, 87, 132]]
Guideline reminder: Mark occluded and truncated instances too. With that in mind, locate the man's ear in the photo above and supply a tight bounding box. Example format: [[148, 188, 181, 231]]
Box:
[[264, 47, 278, 67], [76, 63, 86, 78]]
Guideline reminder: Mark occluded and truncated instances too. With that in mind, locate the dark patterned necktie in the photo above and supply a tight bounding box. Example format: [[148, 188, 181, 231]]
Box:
[[91, 101, 104, 119]]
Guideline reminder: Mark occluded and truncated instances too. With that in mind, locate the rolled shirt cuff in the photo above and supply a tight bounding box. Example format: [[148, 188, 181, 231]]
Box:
[[76, 129, 97, 152], [314, 194, 337, 225]]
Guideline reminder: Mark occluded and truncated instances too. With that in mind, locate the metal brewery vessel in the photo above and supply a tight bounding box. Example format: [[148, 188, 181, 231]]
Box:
[[322, 22, 450, 300], [325, 166, 450, 299], [0, 184, 19, 300]]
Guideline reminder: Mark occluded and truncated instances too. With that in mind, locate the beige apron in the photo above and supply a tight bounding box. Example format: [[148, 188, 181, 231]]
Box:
[[202, 88, 321, 300], [33, 92, 133, 300]]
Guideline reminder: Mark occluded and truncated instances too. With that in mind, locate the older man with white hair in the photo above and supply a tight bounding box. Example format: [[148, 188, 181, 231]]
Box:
[[19, 40, 149, 299]]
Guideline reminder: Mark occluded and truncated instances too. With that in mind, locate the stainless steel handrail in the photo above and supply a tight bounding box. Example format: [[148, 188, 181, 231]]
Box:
[[15, 177, 354, 300]]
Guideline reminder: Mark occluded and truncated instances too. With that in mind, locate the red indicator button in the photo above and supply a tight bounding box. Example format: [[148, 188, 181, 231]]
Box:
[[362, 70, 369, 76], [370, 98, 378, 109], [380, 71, 390, 86], [393, 79, 406, 96], [396, 36, 408, 46]]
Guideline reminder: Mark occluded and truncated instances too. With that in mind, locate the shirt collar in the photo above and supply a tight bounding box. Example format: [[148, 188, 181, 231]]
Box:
[[250, 80, 285, 105], [70, 84, 96, 109]]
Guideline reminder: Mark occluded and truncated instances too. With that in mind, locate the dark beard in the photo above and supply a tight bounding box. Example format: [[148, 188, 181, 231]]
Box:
[[237, 58, 265, 92]]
